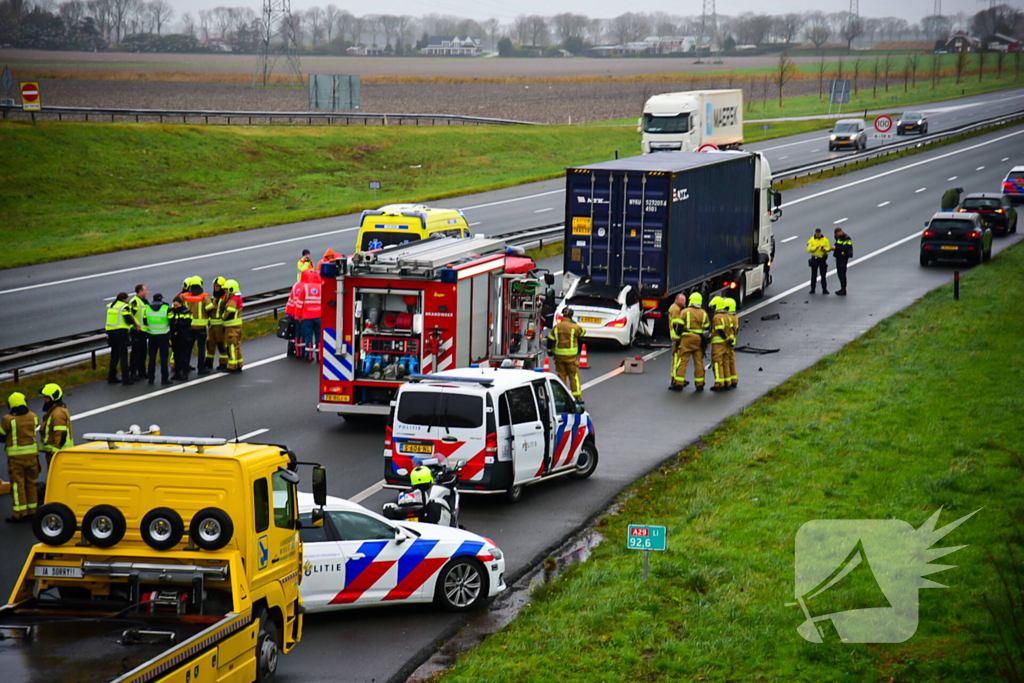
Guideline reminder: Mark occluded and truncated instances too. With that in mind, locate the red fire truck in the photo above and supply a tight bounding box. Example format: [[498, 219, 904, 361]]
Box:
[[317, 236, 552, 417]]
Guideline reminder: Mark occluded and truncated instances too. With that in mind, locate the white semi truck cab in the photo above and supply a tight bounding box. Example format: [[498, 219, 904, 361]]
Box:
[[640, 89, 744, 154]]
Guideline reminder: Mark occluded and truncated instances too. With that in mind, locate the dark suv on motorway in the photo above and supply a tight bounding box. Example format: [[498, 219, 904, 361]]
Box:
[[957, 193, 1017, 236], [920, 212, 992, 266], [896, 111, 929, 135]]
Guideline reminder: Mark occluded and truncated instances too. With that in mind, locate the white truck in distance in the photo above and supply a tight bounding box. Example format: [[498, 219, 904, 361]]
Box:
[[640, 89, 744, 154]]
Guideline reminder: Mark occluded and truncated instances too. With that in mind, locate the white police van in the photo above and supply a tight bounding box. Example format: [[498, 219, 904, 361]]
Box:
[[384, 367, 598, 502]]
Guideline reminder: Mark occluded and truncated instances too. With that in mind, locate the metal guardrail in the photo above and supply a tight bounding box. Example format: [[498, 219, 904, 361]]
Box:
[[772, 109, 1024, 182], [0, 227, 564, 382], [0, 104, 537, 126]]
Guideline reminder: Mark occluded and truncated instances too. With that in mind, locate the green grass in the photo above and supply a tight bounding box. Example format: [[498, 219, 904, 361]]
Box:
[[0, 122, 637, 269], [439, 242, 1024, 682]]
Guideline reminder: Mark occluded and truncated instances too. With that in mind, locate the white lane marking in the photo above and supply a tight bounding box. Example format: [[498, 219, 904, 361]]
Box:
[[781, 236, 798, 243], [947, 176, 958, 181], [915, 187, 927, 193], [0, 228, 360, 296], [234, 428, 269, 442], [740, 230, 923, 319], [779, 129, 1024, 210], [810, 149, 820, 152], [102, 296, 115, 301], [779, 156, 789, 160], [350, 480, 385, 504], [251, 262, 285, 271], [834, 217, 848, 224], [74, 353, 288, 421], [468, 221, 481, 226], [976, 166, 985, 171], [877, 201, 890, 207], [1002, 157, 1010, 162], [534, 207, 554, 214], [462, 189, 563, 211]]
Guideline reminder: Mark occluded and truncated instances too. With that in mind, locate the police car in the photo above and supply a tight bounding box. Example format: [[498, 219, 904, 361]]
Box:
[[384, 367, 598, 503], [298, 493, 506, 612]]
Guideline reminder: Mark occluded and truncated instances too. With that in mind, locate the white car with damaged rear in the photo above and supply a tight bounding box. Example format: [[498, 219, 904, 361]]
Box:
[[298, 493, 506, 612], [555, 279, 644, 347]]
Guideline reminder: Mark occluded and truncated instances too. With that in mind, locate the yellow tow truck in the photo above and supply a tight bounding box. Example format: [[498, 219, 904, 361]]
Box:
[[0, 429, 328, 683]]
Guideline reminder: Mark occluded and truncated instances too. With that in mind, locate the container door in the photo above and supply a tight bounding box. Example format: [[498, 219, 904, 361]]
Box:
[[620, 173, 670, 295]]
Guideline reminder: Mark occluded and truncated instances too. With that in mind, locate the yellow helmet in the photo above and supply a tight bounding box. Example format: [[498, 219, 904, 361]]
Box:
[[688, 292, 703, 307], [709, 295, 726, 311], [192, 276, 204, 288], [410, 465, 433, 487], [41, 383, 63, 402], [214, 276, 227, 288], [224, 279, 240, 295], [724, 298, 737, 313], [7, 392, 27, 409]]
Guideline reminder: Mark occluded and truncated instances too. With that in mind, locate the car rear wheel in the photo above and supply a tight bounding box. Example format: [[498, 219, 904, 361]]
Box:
[[919, 253, 930, 267], [435, 558, 487, 612]]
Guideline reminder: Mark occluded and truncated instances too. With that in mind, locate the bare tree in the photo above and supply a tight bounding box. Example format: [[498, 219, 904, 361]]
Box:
[[305, 7, 325, 45], [978, 47, 985, 83], [366, 14, 381, 46], [775, 13, 803, 44], [482, 17, 500, 50], [922, 15, 953, 43], [931, 53, 941, 88], [871, 57, 881, 98], [147, 0, 171, 35], [817, 51, 827, 101], [906, 53, 919, 90], [955, 49, 968, 84], [178, 10, 194, 37], [59, 0, 86, 30], [345, 15, 364, 45], [86, 0, 114, 40], [610, 12, 649, 45], [805, 12, 831, 50], [211, 6, 233, 40], [882, 53, 893, 92], [553, 12, 588, 42], [323, 4, 339, 42], [852, 56, 862, 95], [775, 51, 797, 107], [108, 0, 137, 41], [525, 15, 548, 47], [197, 8, 211, 42], [840, 14, 864, 51], [512, 15, 529, 46], [651, 11, 676, 37], [380, 14, 402, 47]]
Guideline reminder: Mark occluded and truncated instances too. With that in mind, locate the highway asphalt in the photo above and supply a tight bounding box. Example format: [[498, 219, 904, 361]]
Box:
[[2, 87, 1023, 349], [2, 123, 1022, 682]]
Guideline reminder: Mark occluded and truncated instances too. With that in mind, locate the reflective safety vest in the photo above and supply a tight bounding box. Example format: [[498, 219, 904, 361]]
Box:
[[807, 236, 831, 258], [128, 295, 148, 330], [297, 258, 314, 282], [143, 303, 170, 335], [549, 319, 585, 356], [296, 281, 322, 320], [209, 293, 226, 327], [105, 301, 131, 331], [41, 405, 74, 454], [1, 411, 40, 457], [711, 312, 730, 344], [223, 295, 244, 328], [671, 306, 709, 341]]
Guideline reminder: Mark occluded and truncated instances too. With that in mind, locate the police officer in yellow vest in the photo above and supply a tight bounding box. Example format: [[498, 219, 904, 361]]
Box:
[[2, 392, 40, 523], [223, 279, 245, 373], [548, 308, 586, 399], [669, 292, 709, 392], [206, 276, 229, 372], [806, 228, 832, 295], [40, 383, 73, 469], [106, 292, 135, 385]]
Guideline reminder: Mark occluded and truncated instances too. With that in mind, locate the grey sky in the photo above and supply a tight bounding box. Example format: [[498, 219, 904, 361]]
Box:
[[168, 0, 987, 26]]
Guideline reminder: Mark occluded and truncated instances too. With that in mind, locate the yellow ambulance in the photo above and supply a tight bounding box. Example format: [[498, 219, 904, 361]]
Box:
[[356, 204, 471, 252]]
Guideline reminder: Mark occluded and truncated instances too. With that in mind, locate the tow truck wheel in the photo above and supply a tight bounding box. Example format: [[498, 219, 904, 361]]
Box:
[[189, 507, 234, 551], [570, 441, 599, 480], [33, 503, 76, 546], [82, 505, 126, 548], [141, 508, 185, 551], [255, 612, 280, 683], [504, 485, 524, 504], [435, 558, 487, 612]]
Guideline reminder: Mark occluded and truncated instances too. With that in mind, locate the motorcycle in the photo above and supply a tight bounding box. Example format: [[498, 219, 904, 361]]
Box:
[[382, 459, 463, 528]]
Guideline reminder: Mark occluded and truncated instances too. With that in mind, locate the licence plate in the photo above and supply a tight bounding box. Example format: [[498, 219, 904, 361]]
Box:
[[941, 245, 959, 251], [579, 316, 602, 324], [399, 442, 433, 455], [34, 565, 83, 579]]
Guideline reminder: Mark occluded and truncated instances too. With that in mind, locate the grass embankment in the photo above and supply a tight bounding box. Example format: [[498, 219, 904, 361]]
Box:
[[0, 314, 282, 399], [440, 243, 1024, 682], [0, 122, 637, 269]]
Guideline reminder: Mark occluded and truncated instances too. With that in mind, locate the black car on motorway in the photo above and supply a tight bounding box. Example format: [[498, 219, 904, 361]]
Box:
[[956, 193, 1018, 235], [920, 212, 992, 266], [897, 111, 929, 135]]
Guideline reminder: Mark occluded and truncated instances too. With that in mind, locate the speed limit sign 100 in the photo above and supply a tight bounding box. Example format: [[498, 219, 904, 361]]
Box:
[[874, 115, 893, 133]]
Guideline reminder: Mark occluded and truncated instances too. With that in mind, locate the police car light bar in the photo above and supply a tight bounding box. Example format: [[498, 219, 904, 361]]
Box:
[[83, 433, 229, 452]]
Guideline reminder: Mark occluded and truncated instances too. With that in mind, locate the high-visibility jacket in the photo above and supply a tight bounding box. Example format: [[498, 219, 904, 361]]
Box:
[[105, 301, 132, 331], [128, 295, 148, 330], [727, 312, 739, 345], [223, 294, 244, 328], [549, 318, 585, 356], [286, 282, 303, 318], [297, 257, 314, 282], [711, 311, 731, 344], [807, 236, 831, 258], [169, 305, 193, 337], [834, 234, 853, 260], [670, 306, 709, 341], [183, 290, 214, 328], [294, 271, 322, 321], [209, 292, 226, 327], [142, 302, 170, 335], [41, 404, 73, 454], [1, 410, 39, 457]]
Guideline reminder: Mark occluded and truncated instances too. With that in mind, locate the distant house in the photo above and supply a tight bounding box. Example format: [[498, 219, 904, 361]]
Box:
[[583, 45, 622, 57], [205, 38, 233, 52], [421, 36, 482, 56], [346, 45, 385, 56], [640, 36, 695, 54], [983, 33, 1021, 53], [944, 31, 979, 54]]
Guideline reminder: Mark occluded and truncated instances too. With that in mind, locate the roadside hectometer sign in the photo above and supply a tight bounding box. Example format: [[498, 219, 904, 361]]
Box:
[[20, 81, 40, 111]]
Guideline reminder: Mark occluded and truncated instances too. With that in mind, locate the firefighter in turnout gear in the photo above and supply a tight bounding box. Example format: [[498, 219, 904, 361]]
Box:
[[182, 276, 215, 375], [223, 279, 244, 372], [2, 393, 40, 523], [206, 276, 229, 371], [723, 298, 739, 390], [169, 295, 193, 380], [668, 292, 709, 392], [548, 308, 585, 399], [709, 297, 731, 391], [39, 384, 73, 468]]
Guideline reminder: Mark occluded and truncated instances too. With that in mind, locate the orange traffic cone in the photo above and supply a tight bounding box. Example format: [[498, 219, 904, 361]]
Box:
[[579, 344, 589, 369], [543, 357, 551, 372]]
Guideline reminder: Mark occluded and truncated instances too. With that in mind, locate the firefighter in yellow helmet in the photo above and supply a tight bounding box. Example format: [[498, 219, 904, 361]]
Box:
[[206, 276, 229, 372], [723, 298, 739, 389], [222, 279, 245, 372], [547, 307, 586, 399], [668, 292, 709, 392], [709, 296, 731, 391], [39, 384, 73, 469], [1, 392, 40, 523]]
